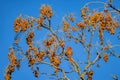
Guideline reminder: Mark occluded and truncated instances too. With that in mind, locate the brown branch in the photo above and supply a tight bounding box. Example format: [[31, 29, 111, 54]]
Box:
[[38, 61, 69, 79], [108, 4, 120, 13]]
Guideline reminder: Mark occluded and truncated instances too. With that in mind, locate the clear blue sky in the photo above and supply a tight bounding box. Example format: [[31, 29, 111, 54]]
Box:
[[0, 0, 120, 80]]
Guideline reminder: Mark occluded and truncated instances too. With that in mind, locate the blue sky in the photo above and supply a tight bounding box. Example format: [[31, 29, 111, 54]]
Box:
[[0, 0, 120, 80]]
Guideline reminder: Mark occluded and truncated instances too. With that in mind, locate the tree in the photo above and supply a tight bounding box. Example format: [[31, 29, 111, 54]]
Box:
[[4, 0, 120, 80]]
